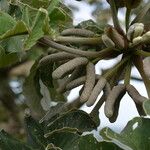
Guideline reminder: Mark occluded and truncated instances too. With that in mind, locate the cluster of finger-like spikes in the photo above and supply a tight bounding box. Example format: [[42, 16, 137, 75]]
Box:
[[38, 20, 150, 122]]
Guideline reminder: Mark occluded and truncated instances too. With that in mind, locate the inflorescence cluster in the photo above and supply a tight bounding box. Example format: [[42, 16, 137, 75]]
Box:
[[38, 0, 150, 122]]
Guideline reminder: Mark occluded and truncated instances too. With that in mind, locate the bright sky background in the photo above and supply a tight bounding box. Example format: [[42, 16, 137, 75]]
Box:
[[64, 0, 147, 133]]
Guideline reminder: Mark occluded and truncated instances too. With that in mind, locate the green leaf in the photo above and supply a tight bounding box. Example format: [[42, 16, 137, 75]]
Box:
[[46, 143, 62, 150], [39, 61, 54, 88], [24, 8, 50, 50], [0, 46, 19, 68], [1, 35, 25, 52], [0, 130, 32, 150], [143, 100, 150, 115], [20, 0, 50, 9], [77, 19, 103, 34], [0, 21, 28, 40], [47, 0, 60, 15], [22, 5, 30, 27], [39, 102, 65, 123], [45, 129, 122, 150], [23, 59, 45, 117], [131, 2, 150, 25], [0, 11, 16, 35], [45, 110, 97, 135], [78, 134, 123, 150], [8, 3, 22, 20], [24, 115, 47, 149], [49, 7, 72, 31], [100, 117, 150, 150]]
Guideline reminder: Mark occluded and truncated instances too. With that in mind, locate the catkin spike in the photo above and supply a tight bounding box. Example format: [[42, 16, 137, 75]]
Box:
[[126, 84, 148, 104], [57, 66, 82, 93], [55, 36, 102, 45], [61, 28, 95, 37], [102, 34, 115, 48], [40, 37, 114, 58], [80, 62, 96, 103], [66, 76, 86, 91], [109, 97, 121, 123], [104, 84, 126, 118], [86, 77, 107, 107], [65, 75, 100, 91], [105, 26, 125, 49], [103, 82, 111, 99], [39, 52, 77, 67], [52, 57, 88, 79]]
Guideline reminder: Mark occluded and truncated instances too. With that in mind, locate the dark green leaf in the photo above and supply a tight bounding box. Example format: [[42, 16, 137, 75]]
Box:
[[106, 0, 125, 8], [0, 130, 32, 150], [0, 46, 19, 68], [39, 102, 65, 123], [24, 115, 47, 149], [77, 19, 103, 34], [45, 110, 97, 135], [100, 117, 150, 150], [125, 0, 142, 9], [143, 100, 150, 115], [1, 35, 25, 52], [46, 129, 122, 150], [8, 4, 22, 20], [46, 143, 61, 150], [23, 60, 45, 117], [39, 59, 54, 88]]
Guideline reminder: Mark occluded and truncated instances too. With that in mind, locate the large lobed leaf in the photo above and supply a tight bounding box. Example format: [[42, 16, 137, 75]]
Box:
[[143, 100, 150, 116], [0, 130, 33, 150], [24, 115, 47, 149], [23, 59, 45, 117], [24, 8, 50, 50], [45, 109, 97, 135], [100, 117, 150, 150], [24, 114, 122, 150], [0, 21, 28, 40], [45, 129, 123, 150], [0, 11, 16, 35]]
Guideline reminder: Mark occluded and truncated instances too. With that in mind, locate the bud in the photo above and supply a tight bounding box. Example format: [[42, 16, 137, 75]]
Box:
[[106, 0, 125, 8], [127, 23, 144, 41], [142, 31, 150, 44], [132, 36, 142, 45], [125, 0, 142, 9], [105, 26, 125, 49], [102, 34, 115, 48]]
